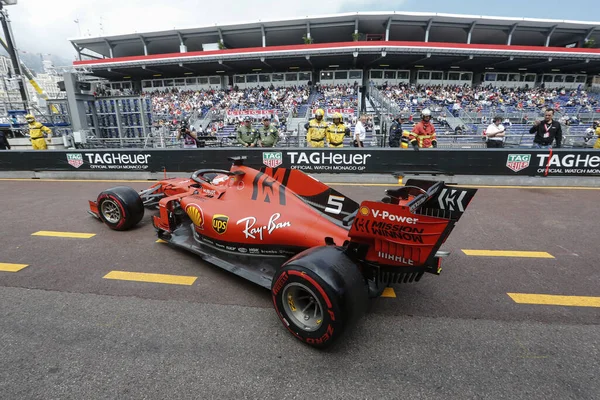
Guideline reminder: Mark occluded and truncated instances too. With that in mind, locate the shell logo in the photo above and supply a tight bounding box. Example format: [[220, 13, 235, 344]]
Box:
[[185, 204, 204, 230], [359, 206, 370, 216]]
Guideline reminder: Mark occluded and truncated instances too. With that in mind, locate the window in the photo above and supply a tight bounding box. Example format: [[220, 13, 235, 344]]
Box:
[[509, 74, 519, 82], [576, 75, 586, 83], [431, 72, 443, 80], [299, 72, 311, 81], [122, 82, 131, 89], [565, 75, 575, 83], [259, 74, 270, 83], [199, 77, 209, 84], [448, 72, 460, 81], [246, 75, 258, 83], [272, 73, 284, 82], [163, 79, 174, 87], [461, 73, 472, 81], [497, 74, 508, 82], [285, 73, 297, 82], [234, 75, 245, 84], [320, 71, 333, 80], [334, 71, 347, 80], [349, 70, 362, 80], [525, 74, 535, 82], [152, 80, 163, 87], [142, 80, 152, 88], [174, 78, 185, 86], [112, 83, 121, 89], [418, 71, 430, 80], [370, 70, 383, 79], [543, 75, 553, 82], [186, 78, 197, 85], [209, 76, 220, 85], [397, 71, 409, 79], [384, 71, 396, 80], [485, 73, 496, 81], [553, 75, 564, 83]]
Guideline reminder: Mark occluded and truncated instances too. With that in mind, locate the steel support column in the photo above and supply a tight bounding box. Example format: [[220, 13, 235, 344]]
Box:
[[138, 35, 148, 56], [355, 19, 359, 34], [104, 39, 113, 58], [583, 27, 595, 44], [385, 17, 392, 41], [507, 23, 518, 45], [306, 22, 311, 39], [467, 21, 477, 44], [261, 25, 266, 47], [425, 19, 434, 42], [545, 25, 558, 47]]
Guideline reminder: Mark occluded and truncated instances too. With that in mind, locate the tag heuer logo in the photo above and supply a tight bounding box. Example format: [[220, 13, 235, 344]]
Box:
[[263, 152, 283, 168], [212, 214, 229, 235], [66, 153, 83, 168], [506, 154, 531, 172]]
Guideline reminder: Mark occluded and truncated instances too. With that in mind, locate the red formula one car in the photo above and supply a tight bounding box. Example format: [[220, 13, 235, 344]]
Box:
[[89, 156, 477, 348]]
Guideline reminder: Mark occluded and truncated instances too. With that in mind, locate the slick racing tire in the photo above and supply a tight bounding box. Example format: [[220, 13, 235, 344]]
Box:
[[271, 246, 368, 349], [96, 186, 144, 231]]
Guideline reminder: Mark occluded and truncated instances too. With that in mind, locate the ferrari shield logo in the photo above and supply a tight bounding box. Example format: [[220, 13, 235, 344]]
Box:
[[212, 214, 229, 235], [506, 154, 531, 172], [66, 153, 84, 168], [263, 152, 283, 168]]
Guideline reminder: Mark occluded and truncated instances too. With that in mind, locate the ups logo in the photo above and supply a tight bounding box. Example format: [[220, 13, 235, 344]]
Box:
[[212, 214, 229, 234]]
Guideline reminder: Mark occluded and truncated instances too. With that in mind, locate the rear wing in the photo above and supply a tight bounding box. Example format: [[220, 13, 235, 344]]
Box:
[[347, 179, 478, 273], [382, 179, 477, 221]]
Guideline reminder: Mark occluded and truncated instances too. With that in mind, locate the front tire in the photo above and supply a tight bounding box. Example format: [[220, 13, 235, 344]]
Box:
[[96, 186, 144, 231], [271, 246, 368, 349]]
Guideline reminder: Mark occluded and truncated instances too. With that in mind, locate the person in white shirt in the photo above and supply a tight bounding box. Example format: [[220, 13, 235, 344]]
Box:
[[353, 114, 367, 147], [485, 116, 506, 148]]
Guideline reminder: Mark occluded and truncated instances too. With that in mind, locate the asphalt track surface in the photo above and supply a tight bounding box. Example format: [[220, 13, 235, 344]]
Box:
[[1, 179, 599, 400]]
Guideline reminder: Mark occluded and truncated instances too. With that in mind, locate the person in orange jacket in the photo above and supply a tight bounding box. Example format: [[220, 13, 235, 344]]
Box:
[[409, 108, 437, 151]]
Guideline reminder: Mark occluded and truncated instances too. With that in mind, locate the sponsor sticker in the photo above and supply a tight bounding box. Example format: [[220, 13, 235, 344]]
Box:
[[506, 154, 531, 172], [236, 213, 291, 240], [66, 153, 84, 168], [185, 204, 205, 230], [371, 209, 419, 224], [212, 214, 229, 235], [377, 251, 414, 266], [263, 152, 283, 168], [359, 206, 370, 216]]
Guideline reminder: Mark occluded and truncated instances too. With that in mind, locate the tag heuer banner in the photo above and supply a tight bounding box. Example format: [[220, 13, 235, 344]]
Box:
[[0, 149, 598, 177]]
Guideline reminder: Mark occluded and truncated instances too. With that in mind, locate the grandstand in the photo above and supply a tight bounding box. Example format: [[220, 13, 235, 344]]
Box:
[[62, 11, 600, 149]]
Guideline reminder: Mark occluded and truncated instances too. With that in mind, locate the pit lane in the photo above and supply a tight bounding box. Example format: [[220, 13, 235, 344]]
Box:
[[1, 179, 599, 399]]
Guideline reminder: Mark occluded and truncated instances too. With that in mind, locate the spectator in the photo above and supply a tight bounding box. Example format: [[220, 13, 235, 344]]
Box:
[[529, 109, 562, 148], [354, 114, 367, 148], [388, 115, 403, 148], [176, 120, 199, 149], [484, 116, 506, 148]]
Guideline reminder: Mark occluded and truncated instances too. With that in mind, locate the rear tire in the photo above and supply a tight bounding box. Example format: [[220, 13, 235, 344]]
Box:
[[271, 246, 368, 349], [96, 186, 144, 231]]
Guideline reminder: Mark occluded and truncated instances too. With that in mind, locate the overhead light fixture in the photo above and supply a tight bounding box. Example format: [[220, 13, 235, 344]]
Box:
[[184, 72, 194, 75], [379, 64, 389, 67], [289, 66, 299, 69], [414, 65, 424, 68], [580, 71, 586, 73], [153, 74, 162, 77], [518, 68, 528, 71], [123, 76, 131, 79], [450, 66, 459, 69], [485, 67, 494, 70], [216, 70, 225, 73], [551, 68, 560, 72], [252, 68, 262, 71], [329, 64, 339, 68]]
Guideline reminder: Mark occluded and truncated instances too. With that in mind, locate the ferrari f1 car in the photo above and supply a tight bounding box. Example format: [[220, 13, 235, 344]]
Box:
[[88, 156, 477, 348]]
